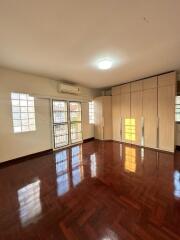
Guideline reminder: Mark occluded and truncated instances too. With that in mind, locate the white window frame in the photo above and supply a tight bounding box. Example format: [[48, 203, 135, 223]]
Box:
[[89, 101, 94, 124], [175, 96, 180, 122], [11, 92, 36, 133]]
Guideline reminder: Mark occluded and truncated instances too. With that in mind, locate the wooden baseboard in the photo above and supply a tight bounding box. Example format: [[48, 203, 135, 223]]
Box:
[[0, 149, 53, 168], [83, 137, 95, 143], [176, 146, 180, 151]]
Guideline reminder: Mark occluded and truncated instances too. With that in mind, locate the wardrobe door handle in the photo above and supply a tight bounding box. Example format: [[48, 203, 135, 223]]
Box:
[[141, 116, 144, 146]]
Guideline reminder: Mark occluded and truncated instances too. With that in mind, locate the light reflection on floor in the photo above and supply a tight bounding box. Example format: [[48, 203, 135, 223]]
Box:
[[17, 178, 42, 226], [90, 153, 97, 177], [174, 170, 180, 199], [124, 146, 136, 173], [55, 145, 84, 196]]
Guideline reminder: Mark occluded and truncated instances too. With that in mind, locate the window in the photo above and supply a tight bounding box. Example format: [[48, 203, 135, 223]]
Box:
[[70, 102, 82, 144], [11, 92, 36, 133], [89, 101, 94, 124], [53, 101, 68, 148], [52, 101, 82, 149], [175, 96, 180, 122], [125, 118, 136, 141]]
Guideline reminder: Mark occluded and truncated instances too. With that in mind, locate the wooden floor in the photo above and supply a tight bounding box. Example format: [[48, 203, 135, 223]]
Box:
[[0, 140, 180, 240]]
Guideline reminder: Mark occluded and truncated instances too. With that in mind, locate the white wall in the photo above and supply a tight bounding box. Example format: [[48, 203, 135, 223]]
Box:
[[0, 67, 100, 162]]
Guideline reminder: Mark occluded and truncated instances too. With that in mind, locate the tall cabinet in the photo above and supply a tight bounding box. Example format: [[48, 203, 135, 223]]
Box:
[[112, 86, 121, 141], [94, 96, 112, 140], [158, 72, 176, 152], [120, 84, 131, 144], [131, 81, 143, 146], [111, 71, 176, 152], [142, 76, 158, 149]]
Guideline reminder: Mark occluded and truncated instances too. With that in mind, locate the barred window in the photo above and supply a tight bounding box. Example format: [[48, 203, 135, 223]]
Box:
[[11, 93, 36, 133], [175, 96, 180, 122], [89, 101, 94, 124]]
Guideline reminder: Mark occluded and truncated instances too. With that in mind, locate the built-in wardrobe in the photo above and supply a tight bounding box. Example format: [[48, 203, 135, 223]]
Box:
[[94, 96, 112, 140], [95, 71, 176, 152]]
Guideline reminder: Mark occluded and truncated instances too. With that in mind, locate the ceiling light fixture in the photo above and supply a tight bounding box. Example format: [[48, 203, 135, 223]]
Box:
[[97, 58, 113, 70]]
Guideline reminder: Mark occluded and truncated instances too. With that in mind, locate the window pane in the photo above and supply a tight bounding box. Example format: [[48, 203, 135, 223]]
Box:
[[13, 119, 21, 127], [14, 126, 22, 133], [89, 101, 94, 124], [12, 99, 19, 106], [54, 124, 68, 136], [53, 111, 67, 123], [71, 132, 82, 144], [70, 111, 81, 122], [70, 102, 81, 112], [11, 92, 36, 133], [55, 135, 68, 148], [54, 124, 68, 148], [29, 125, 36, 131], [71, 123, 81, 133], [13, 112, 21, 120], [22, 126, 29, 132], [53, 101, 67, 111]]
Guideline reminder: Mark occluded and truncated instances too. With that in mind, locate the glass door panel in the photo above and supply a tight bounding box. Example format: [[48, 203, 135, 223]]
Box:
[[52, 100, 82, 149], [70, 102, 82, 144], [53, 101, 69, 148]]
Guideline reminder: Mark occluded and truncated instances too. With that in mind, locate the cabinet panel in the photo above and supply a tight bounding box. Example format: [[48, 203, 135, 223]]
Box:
[[121, 84, 131, 93], [131, 90, 142, 145], [158, 72, 176, 87], [143, 88, 157, 149], [121, 92, 131, 143], [112, 95, 121, 141], [158, 84, 175, 152], [94, 97, 103, 140], [94, 96, 112, 140], [131, 80, 143, 92], [112, 86, 121, 96], [143, 76, 157, 90], [103, 96, 112, 140]]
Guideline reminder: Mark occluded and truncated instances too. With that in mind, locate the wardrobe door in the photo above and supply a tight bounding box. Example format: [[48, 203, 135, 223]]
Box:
[[103, 96, 112, 140], [131, 81, 143, 146], [143, 77, 157, 149], [158, 72, 176, 152], [94, 97, 103, 140], [121, 84, 131, 144], [112, 94, 121, 141]]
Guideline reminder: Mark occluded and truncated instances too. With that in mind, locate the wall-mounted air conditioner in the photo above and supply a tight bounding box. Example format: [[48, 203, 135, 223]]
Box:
[[58, 83, 81, 95]]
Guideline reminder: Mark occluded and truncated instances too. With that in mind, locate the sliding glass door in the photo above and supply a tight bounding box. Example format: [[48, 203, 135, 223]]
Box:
[[52, 100, 82, 149], [53, 101, 69, 148], [70, 102, 82, 144]]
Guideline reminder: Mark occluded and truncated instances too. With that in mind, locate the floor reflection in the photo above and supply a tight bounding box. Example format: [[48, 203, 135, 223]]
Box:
[[17, 178, 42, 227], [124, 146, 136, 173], [55, 145, 84, 196], [1, 141, 180, 239], [174, 170, 180, 199], [90, 153, 97, 177], [141, 147, 144, 162], [56, 150, 70, 196]]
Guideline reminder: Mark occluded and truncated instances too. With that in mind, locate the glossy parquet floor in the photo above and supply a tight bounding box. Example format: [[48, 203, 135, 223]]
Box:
[[0, 141, 180, 240]]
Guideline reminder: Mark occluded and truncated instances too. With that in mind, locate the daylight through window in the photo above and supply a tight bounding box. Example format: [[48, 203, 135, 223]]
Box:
[[11, 93, 36, 133]]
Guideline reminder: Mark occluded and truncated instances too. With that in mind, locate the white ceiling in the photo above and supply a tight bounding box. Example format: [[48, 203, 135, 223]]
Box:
[[0, 0, 180, 88]]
